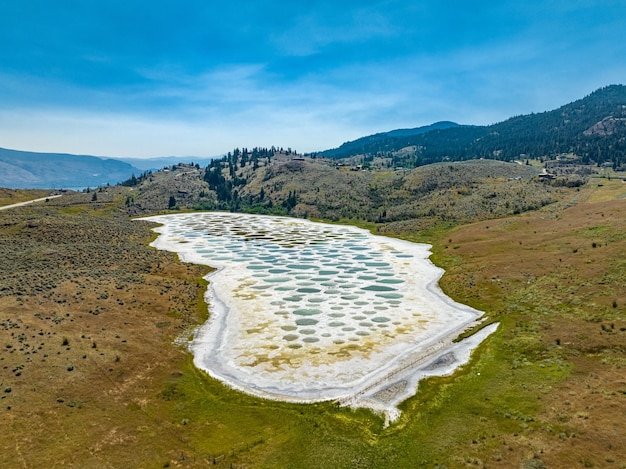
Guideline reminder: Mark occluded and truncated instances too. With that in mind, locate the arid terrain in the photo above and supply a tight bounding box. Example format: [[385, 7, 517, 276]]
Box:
[[1, 176, 625, 468]]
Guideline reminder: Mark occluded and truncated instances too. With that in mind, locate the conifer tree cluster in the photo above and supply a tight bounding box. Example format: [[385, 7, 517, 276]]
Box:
[[202, 147, 299, 214]]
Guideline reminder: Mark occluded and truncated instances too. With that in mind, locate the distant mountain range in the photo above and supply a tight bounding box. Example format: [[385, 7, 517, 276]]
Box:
[[0, 149, 216, 189], [118, 156, 216, 171], [0, 148, 143, 189]]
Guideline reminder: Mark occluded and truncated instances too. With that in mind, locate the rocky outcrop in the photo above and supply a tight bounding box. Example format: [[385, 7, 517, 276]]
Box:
[[583, 116, 626, 136]]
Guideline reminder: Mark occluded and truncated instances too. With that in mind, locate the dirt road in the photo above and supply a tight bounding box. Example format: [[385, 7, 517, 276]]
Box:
[[0, 194, 62, 211]]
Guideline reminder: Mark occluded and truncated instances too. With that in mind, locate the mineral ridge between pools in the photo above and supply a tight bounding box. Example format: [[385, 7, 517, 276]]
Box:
[[139, 212, 494, 412]]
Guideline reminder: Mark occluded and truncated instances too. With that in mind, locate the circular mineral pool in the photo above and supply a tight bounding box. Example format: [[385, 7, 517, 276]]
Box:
[[295, 318, 319, 326]]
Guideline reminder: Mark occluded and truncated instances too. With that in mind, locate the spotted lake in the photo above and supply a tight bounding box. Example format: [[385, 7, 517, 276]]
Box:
[[140, 212, 495, 417]]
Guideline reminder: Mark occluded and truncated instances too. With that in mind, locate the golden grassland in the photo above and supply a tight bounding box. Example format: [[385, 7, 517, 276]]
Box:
[[0, 188, 53, 206], [1, 180, 625, 468], [428, 178, 626, 468]]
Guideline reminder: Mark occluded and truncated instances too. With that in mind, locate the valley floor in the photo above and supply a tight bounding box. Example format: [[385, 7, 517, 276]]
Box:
[[0, 180, 625, 468]]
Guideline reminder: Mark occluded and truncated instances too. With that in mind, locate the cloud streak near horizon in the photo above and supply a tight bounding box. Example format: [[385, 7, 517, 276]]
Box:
[[1, 0, 625, 158]]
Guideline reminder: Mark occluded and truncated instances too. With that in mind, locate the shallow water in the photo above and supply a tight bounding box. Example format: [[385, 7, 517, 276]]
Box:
[[140, 212, 486, 404]]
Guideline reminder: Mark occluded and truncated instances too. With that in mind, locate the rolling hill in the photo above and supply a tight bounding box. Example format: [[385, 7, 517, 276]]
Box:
[[2, 85, 624, 191]]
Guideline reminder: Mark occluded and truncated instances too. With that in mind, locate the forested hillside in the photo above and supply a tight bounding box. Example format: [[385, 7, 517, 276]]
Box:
[[318, 121, 460, 159], [2, 86, 623, 191], [317, 85, 626, 169]]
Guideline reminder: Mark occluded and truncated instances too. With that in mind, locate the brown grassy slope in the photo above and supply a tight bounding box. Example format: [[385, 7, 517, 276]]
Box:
[[122, 158, 556, 229], [0, 195, 210, 468], [431, 179, 626, 468], [243, 158, 376, 220], [125, 164, 213, 215], [380, 161, 553, 223], [0, 188, 54, 206], [241, 158, 551, 223]]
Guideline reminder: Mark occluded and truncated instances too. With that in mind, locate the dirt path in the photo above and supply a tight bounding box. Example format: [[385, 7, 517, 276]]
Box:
[[0, 194, 62, 211]]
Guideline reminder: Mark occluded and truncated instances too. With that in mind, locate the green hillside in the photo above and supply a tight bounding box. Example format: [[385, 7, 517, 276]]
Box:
[[318, 121, 460, 159]]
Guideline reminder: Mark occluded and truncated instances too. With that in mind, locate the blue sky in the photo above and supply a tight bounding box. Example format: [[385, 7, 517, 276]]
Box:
[[1, 0, 625, 158]]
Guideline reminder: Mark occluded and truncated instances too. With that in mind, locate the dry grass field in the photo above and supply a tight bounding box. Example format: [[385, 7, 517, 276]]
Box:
[[0, 188, 53, 206], [0, 193, 211, 468], [430, 178, 626, 468], [1, 177, 625, 468]]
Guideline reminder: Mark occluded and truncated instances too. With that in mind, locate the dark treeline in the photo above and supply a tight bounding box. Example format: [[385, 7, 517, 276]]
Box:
[[120, 170, 153, 187], [318, 121, 460, 159]]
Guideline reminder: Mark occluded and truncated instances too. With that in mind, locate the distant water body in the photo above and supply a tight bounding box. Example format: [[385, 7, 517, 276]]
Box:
[[139, 212, 492, 414]]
